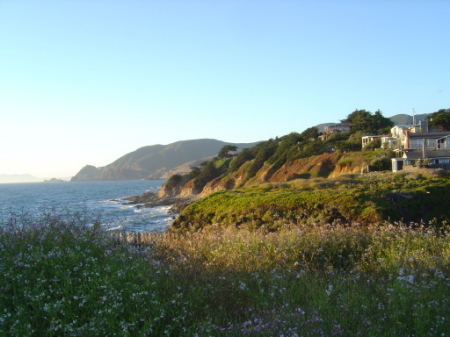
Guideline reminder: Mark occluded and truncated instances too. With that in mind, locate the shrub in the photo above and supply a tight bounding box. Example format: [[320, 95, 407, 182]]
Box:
[[370, 157, 392, 171]]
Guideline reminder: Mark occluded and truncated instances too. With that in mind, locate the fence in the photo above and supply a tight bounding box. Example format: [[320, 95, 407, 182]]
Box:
[[110, 232, 161, 246]]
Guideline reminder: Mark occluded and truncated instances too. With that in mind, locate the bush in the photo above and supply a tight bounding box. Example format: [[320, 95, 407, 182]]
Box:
[[364, 139, 381, 151], [370, 157, 392, 171], [165, 174, 183, 189]]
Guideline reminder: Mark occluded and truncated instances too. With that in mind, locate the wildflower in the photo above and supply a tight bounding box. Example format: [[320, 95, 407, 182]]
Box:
[[295, 307, 305, 315], [238, 281, 248, 290]]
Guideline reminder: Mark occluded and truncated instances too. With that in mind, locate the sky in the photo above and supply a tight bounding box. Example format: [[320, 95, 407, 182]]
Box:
[[1, 0, 449, 179]]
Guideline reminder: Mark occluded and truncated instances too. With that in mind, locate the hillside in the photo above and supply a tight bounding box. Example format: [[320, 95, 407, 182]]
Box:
[[153, 110, 450, 230], [158, 131, 375, 199], [70, 112, 428, 182], [159, 110, 439, 200], [71, 139, 260, 181]]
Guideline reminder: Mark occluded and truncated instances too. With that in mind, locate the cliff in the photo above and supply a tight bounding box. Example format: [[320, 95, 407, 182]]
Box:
[[158, 151, 373, 199]]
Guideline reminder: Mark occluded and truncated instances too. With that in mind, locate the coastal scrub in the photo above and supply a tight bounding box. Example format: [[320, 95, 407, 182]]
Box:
[[1, 211, 449, 336]]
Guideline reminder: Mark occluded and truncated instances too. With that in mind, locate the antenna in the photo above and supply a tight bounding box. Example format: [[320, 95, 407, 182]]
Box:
[[412, 108, 416, 125]]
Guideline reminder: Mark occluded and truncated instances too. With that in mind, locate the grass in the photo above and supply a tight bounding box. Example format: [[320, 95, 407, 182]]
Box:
[[1, 211, 450, 336], [172, 173, 450, 232]]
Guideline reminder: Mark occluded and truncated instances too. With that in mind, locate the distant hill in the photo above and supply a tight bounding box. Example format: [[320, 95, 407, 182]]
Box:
[[71, 139, 260, 182], [315, 113, 430, 132], [0, 174, 42, 184], [388, 113, 430, 126]]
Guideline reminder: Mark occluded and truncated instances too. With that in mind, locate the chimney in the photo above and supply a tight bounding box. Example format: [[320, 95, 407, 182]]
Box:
[[405, 130, 410, 149]]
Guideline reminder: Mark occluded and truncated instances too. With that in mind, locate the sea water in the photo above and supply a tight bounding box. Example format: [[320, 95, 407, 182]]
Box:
[[0, 180, 173, 233]]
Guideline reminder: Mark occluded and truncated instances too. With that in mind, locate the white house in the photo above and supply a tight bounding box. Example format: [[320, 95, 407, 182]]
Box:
[[362, 135, 383, 148]]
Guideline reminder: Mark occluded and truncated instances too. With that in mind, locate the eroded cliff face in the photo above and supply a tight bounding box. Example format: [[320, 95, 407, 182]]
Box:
[[159, 152, 372, 199]]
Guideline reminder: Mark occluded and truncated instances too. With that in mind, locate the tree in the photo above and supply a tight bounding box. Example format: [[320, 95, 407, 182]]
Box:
[[188, 166, 201, 179], [341, 109, 393, 134], [218, 145, 238, 159], [341, 109, 372, 133], [370, 157, 391, 171], [372, 109, 394, 134], [193, 161, 220, 193], [428, 109, 450, 131], [363, 139, 381, 151], [300, 127, 319, 140], [165, 174, 183, 189], [228, 148, 255, 172]]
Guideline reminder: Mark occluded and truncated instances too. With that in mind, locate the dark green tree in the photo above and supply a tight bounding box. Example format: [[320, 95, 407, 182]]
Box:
[[341, 109, 393, 134], [370, 157, 392, 171], [218, 145, 238, 159], [228, 148, 255, 172], [428, 109, 450, 131], [165, 174, 183, 189], [300, 127, 319, 140], [363, 139, 381, 151], [188, 166, 201, 179], [247, 140, 277, 178], [341, 109, 372, 133], [193, 162, 220, 193], [372, 109, 394, 134]]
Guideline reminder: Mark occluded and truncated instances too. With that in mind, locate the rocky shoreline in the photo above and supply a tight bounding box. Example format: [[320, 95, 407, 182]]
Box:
[[120, 191, 196, 213]]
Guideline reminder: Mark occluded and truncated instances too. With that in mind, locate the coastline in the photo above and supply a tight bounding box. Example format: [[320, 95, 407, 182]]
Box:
[[121, 191, 196, 214]]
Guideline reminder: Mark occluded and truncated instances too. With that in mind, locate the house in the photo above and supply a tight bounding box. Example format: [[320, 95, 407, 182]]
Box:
[[362, 135, 383, 148], [319, 123, 351, 141], [401, 131, 450, 151], [388, 130, 450, 154], [324, 124, 351, 134], [388, 119, 448, 151], [389, 125, 450, 172], [392, 150, 450, 172], [381, 136, 398, 149]]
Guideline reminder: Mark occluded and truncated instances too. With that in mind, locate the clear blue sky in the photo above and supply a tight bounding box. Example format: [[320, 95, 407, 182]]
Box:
[[1, 0, 449, 179]]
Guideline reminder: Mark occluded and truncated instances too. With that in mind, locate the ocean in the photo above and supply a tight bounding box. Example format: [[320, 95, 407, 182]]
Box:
[[0, 180, 174, 233]]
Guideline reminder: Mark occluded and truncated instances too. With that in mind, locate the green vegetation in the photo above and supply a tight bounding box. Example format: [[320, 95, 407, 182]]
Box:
[[1, 211, 449, 336], [164, 110, 397, 196], [217, 145, 238, 159], [341, 109, 393, 134], [428, 108, 450, 131], [165, 173, 183, 189], [4, 109, 450, 336], [172, 173, 450, 232]]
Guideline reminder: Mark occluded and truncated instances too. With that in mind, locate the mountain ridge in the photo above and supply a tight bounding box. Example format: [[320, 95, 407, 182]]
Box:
[[71, 139, 260, 182]]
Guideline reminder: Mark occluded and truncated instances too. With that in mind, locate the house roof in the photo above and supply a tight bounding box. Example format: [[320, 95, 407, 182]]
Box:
[[408, 132, 450, 139], [403, 150, 450, 160]]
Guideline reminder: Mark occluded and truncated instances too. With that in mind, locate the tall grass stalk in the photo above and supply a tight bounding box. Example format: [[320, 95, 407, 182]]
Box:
[[1, 212, 449, 336]]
